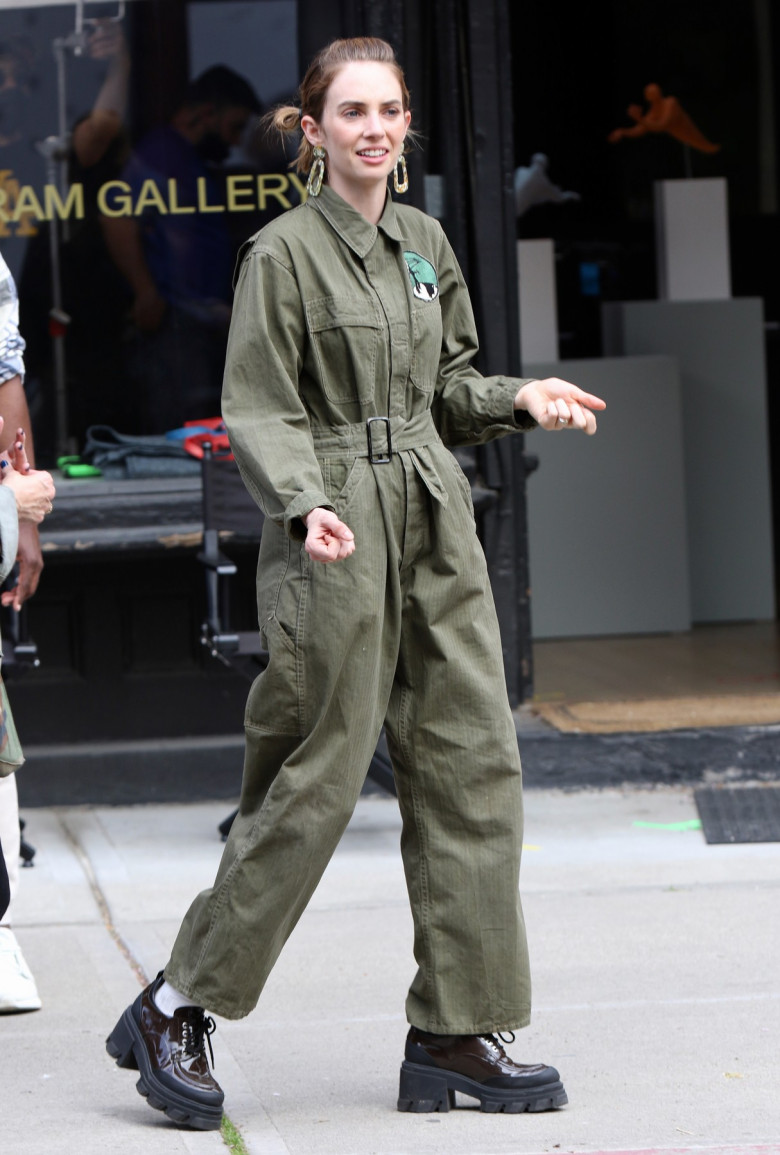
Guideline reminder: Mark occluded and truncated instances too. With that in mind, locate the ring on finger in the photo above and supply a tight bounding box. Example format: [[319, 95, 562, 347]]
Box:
[[557, 415, 569, 425]]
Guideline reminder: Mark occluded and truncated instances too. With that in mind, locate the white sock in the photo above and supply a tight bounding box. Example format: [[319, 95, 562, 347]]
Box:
[[153, 979, 199, 1017]]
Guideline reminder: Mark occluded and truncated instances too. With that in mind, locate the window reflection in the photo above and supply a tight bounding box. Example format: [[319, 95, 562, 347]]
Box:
[[0, 0, 299, 464]]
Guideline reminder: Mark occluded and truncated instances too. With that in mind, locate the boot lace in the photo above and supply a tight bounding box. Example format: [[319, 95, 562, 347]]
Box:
[[480, 1030, 516, 1057], [180, 1009, 217, 1067]]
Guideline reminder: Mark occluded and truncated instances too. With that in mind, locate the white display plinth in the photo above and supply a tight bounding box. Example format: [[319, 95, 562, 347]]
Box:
[[654, 178, 731, 301], [602, 298, 775, 623], [517, 239, 558, 364], [525, 355, 691, 639]]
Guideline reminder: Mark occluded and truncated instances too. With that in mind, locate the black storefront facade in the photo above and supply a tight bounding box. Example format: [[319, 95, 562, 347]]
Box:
[[3, 0, 533, 804], [2, 0, 778, 804]]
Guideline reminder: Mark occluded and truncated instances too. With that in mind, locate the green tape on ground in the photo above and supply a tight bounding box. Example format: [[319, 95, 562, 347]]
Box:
[[633, 819, 702, 831]]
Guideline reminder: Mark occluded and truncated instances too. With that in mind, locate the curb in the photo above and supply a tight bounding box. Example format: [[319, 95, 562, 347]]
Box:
[[15, 721, 780, 809]]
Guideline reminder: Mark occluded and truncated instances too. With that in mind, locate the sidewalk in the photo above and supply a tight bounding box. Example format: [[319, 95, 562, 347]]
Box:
[[4, 786, 780, 1155]]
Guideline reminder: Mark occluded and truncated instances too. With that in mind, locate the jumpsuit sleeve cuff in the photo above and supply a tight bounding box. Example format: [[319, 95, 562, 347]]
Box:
[[284, 490, 335, 541], [484, 379, 538, 434]]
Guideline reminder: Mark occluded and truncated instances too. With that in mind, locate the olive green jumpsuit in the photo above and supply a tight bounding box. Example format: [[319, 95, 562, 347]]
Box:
[[166, 185, 538, 1034]]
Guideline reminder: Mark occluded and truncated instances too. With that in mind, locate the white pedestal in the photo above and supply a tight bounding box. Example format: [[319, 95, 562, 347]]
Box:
[[517, 239, 558, 364], [654, 178, 731, 301], [525, 355, 691, 639], [602, 298, 775, 623]]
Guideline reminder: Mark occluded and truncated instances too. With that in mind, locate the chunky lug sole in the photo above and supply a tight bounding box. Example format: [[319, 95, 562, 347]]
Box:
[[106, 1007, 223, 1131], [397, 1060, 568, 1114]]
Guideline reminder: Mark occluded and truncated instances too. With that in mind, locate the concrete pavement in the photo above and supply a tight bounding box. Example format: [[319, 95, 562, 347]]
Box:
[[3, 784, 780, 1155]]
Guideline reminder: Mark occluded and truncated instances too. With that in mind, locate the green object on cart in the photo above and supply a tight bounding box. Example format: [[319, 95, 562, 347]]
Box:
[[57, 456, 102, 478]]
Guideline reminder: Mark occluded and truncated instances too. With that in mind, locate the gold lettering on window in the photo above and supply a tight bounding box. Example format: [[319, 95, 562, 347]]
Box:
[[44, 183, 85, 221], [167, 178, 196, 215], [98, 180, 133, 217], [0, 171, 305, 230], [257, 174, 291, 211], [134, 180, 169, 215], [226, 174, 254, 212], [196, 177, 225, 213], [11, 185, 43, 222], [288, 173, 308, 203]]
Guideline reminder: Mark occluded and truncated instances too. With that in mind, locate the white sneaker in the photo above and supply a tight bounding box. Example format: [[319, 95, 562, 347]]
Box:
[[0, 926, 42, 1013]]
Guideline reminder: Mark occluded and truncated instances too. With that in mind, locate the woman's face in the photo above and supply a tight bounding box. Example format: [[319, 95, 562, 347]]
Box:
[[303, 61, 411, 200]]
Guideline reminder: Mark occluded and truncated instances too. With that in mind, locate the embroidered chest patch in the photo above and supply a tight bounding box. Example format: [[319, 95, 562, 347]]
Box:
[[403, 251, 439, 301]]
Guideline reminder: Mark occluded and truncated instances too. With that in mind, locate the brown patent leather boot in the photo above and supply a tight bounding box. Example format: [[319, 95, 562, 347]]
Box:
[[398, 1027, 568, 1113], [106, 971, 224, 1130]]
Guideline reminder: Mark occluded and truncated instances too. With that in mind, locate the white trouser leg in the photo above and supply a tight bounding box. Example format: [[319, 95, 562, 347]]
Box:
[[0, 774, 20, 925], [0, 773, 40, 1011]]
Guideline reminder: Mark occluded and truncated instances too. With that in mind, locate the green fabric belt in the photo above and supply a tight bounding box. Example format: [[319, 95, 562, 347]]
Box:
[[310, 411, 440, 459]]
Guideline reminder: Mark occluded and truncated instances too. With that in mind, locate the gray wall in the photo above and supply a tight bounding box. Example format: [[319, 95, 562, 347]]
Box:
[[524, 355, 691, 639], [602, 299, 775, 623]]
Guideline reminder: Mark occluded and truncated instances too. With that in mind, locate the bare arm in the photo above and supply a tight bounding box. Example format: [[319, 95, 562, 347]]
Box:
[[101, 216, 167, 331], [71, 21, 131, 168], [0, 385, 49, 609]]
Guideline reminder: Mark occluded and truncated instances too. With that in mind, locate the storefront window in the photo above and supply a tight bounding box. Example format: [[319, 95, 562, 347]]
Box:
[[0, 0, 299, 464]]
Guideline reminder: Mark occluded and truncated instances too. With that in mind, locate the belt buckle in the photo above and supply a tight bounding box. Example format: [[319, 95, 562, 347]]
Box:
[[366, 416, 392, 464]]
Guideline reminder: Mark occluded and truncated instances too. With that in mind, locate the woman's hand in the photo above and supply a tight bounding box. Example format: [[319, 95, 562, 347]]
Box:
[[0, 417, 50, 608], [9, 426, 31, 473], [0, 417, 32, 474], [515, 377, 606, 434], [0, 457, 56, 524], [132, 285, 168, 333], [303, 507, 355, 563]]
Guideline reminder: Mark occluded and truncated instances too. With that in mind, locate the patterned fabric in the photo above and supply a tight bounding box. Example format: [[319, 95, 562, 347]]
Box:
[[0, 676, 24, 775], [0, 488, 18, 586], [0, 253, 25, 385], [0, 255, 25, 776]]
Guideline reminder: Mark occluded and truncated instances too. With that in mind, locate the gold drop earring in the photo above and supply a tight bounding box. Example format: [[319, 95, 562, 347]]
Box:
[[306, 145, 326, 197], [394, 149, 409, 194]]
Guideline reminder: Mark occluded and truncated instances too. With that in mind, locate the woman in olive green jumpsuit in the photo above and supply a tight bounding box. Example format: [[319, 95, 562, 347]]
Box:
[[107, 37, 605, 1128]]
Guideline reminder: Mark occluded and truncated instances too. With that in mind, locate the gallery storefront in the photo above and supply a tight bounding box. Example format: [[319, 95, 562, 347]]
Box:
[[2, 0, 530, 800], [1, 0, 778, 801]]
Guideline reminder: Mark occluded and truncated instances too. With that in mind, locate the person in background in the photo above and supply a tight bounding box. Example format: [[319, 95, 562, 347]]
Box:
[[102, 66, 262, 434], [0, 250, 55, 1012]]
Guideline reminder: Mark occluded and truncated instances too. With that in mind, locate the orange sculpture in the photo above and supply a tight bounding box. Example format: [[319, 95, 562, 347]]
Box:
[[608, 84, 720, 153]]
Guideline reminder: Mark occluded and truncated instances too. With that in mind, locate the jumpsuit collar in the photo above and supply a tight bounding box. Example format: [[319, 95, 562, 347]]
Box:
[[307, 184, 403, 256]]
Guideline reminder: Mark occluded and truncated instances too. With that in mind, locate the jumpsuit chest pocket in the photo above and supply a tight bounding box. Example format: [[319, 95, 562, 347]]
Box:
[[305, 295, 382, 405], [410, 300, 443, 394]]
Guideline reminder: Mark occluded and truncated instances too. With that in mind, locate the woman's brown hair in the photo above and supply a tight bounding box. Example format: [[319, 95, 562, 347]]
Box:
[[264, 37, 414, 177]]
